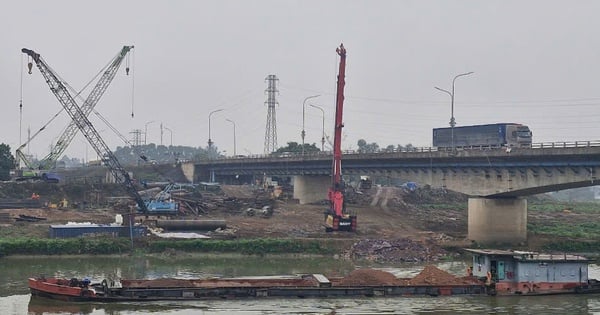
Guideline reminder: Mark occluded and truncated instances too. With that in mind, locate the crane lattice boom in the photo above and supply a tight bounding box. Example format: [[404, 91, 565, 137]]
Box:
[[22, 48, 147, 212]]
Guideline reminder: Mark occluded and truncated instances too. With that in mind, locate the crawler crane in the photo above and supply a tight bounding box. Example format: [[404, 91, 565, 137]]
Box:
[[22, 48, 153, 213], [324, 44, 356, 232]]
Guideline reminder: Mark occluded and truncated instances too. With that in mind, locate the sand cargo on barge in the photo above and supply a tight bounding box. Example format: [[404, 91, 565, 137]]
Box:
[[29, 267, 484, 302], [29, 250, 600, 302]]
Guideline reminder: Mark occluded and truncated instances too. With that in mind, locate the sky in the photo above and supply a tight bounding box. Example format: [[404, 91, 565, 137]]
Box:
[[2, 0, 600, 162]]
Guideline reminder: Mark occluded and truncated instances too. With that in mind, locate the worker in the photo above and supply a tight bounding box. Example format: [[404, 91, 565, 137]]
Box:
[[466, 266, 473, 277], [31, 193, 40, 200]]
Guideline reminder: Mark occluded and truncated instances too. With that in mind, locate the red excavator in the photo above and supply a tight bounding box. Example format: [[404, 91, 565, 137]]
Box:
[[324, 44, 357, 232]]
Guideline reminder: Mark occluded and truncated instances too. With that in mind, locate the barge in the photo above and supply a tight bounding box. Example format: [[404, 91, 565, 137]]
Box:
[[29, 267, 485, 301], [29, 250, 600, 301]]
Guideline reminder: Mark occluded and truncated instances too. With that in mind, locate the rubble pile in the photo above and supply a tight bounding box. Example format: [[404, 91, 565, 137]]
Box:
[[347, 238, 448, 263], [402, 185, 468, 204], [174, 185, 275, 216]]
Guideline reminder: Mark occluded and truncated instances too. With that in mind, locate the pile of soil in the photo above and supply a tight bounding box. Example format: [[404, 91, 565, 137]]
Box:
[[336, 269, 404, 286], [409, 265, 480, 286]]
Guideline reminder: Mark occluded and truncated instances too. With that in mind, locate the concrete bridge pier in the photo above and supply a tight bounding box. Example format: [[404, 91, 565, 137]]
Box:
[[293, 175, 330, 204], [468, 197, 527, 244]]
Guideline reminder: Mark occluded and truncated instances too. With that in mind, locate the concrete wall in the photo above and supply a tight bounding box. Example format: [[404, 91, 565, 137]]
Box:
[[293, 175, 330, 204], [468, 197, 527, 244]]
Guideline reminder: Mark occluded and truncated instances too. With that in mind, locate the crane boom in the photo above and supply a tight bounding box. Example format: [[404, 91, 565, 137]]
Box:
[[332, 44, 346, 189], [22, 48, 148, 212], [37, 46, 134, 170], [324, 43, 356, 232]]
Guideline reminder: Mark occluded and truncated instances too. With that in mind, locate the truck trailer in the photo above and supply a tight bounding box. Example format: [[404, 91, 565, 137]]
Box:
[[433, 123, 532, 149]]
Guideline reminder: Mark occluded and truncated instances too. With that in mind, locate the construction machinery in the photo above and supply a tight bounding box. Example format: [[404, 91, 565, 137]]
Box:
[[324, 44, 357, 232], [15, 46, 134, 182], [22, 47, 177, 215]]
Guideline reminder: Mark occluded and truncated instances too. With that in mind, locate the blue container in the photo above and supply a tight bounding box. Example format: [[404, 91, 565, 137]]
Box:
[[49, 224, 147, 238]]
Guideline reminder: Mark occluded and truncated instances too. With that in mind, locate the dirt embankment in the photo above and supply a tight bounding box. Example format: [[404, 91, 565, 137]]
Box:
[[1, 181, 591, 261], [0, 182, 469, 262]]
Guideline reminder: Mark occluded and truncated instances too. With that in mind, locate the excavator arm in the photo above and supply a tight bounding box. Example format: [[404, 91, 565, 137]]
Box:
[[37, 46, 134, 170], [22, 48, 148, 212]]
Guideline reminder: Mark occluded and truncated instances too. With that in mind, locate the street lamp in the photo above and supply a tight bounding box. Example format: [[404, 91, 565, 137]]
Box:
[[225, 118, 236, 156], [301, 94, 320, 155], [309, 104, 325, 152], [208, 109, 224, 150], [434, 71, 474, 151], [144, 120, 155, 145]]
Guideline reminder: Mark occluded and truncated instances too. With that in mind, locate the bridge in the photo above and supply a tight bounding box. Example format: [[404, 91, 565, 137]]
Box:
[[184, 141, 600, 244]]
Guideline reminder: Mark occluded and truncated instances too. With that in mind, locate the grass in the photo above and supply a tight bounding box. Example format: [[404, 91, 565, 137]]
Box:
[[528, 201, 600, 213], [0, 237, 337, 256]]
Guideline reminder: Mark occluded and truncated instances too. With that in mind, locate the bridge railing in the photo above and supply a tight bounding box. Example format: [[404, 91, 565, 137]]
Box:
[[211, 140, 600, 161], [530, 141, 600, 149]]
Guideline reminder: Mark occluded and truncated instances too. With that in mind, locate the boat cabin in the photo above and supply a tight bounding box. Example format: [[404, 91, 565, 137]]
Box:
[[465, 249, 590, 295]]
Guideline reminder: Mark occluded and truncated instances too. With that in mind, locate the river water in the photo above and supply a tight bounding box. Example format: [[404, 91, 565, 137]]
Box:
[[0, 255, 599, 314]]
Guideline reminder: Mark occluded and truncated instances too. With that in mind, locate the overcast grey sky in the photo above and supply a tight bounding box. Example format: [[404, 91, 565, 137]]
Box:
[[2, 0, 600, 160]]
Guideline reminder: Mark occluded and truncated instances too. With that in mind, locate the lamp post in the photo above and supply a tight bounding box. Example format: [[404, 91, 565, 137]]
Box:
[[208, 109, 223, 183], [144, 120, 155, 145], [225, 118, 236, 156], [208, 109, 224, 151], [301, 94, 320, 155], [309, 104, 325, 152], [434, 71, 474, 151]]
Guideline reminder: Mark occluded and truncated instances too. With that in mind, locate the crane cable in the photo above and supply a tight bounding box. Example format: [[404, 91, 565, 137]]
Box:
[[19, 53, 24, 148], [37, 52, 121, 149], [128, 50, 135, 118]]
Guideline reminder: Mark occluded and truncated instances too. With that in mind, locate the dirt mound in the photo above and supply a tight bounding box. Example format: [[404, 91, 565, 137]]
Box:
[[337, 269, 404, 286], [347, 238, 448, 263], [409, 265, 480, 286], [410, 265, 457, 285]]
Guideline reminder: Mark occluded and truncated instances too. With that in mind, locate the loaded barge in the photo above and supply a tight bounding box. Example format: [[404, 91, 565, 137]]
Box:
[[29, 250, 600, 301], [29, 268, 484, 302]]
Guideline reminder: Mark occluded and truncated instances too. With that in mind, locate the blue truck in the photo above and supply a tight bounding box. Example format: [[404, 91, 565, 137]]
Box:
[[433, 123, 532, 149]]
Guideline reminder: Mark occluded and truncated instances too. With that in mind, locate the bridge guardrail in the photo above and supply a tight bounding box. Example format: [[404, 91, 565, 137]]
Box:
[[210, 140, 600, 161]]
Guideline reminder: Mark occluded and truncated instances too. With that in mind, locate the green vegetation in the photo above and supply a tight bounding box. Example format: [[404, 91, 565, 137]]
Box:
[[0, 238, 130, 256], [528, 222, 600, 239], [528, 201, 600, 213], [275, 142, 320, 154], [0, 143, 15, 181], [0, 237, 337, 256], [541, 240, 600, 253]]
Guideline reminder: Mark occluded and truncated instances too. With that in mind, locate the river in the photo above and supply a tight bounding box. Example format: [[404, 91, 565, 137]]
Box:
[[0, 255, 599, 314]]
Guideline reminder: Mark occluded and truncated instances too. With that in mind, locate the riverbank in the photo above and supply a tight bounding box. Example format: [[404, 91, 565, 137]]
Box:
[[1, 182, 599, 259]]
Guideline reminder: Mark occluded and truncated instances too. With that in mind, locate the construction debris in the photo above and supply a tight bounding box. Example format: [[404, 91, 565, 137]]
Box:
[[346, 238, 449, 263]]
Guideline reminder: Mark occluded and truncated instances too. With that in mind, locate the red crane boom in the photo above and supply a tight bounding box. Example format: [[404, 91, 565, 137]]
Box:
[[325, 44, 356, 232]]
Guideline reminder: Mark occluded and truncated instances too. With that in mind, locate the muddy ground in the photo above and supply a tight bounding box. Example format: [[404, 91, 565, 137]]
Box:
[[0, 181, 596, 262]]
